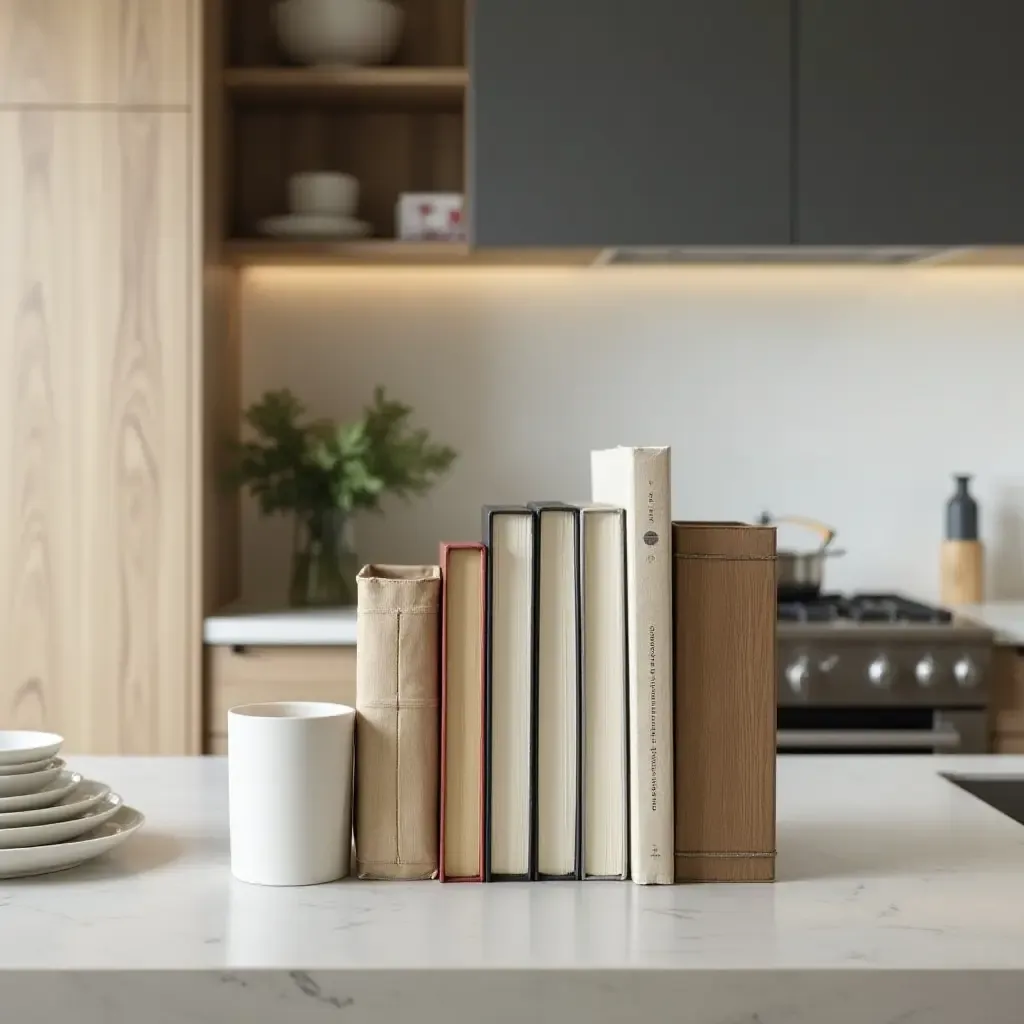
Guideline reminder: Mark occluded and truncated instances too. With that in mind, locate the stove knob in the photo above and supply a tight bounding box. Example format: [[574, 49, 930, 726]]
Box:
[[785, 656, 811, 696], [953, 655, 980, 689], [915, 655, 938, 688], [867, 654, 895, 689]]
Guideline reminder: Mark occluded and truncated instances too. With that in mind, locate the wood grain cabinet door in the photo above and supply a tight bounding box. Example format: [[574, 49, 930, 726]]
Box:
[[0, 112, 84, 744], [797, 0, 1024, 245], [0, 0, 190, 107], [0, 110, 196, 753]]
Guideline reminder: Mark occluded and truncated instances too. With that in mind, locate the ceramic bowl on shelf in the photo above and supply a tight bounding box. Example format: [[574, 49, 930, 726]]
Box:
[[0, 730, 63, 766], [288, 172, 359, 217], [275, 0, 403, 67], [0, 758, 64, 798]]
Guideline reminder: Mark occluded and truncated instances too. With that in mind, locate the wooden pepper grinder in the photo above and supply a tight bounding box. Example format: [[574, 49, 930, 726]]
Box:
[[940, 474, 983, 605]]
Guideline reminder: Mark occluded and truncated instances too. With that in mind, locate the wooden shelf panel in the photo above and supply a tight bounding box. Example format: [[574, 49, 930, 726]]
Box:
[[226, 240, 602, 267], [224, 66, 467, 105], [227, 239, 471, 264]]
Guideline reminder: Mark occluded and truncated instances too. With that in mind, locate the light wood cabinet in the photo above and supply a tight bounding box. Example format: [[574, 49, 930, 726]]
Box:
[[0, 0, 190, 107], [205, 646, 357, 751], [0, 0, 206, 754], [0, 109, 198, 753], [989, 646, 1024, 753]]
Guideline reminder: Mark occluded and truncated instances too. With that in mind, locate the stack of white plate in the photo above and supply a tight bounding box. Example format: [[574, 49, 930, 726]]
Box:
[[0, 731, 144, 879]]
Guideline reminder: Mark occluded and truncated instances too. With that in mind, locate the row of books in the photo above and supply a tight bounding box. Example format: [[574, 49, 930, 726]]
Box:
[[439, 446, 674, 883]]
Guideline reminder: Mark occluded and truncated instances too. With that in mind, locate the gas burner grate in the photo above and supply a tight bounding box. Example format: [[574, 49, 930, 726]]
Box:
[[778, 600, 838, 623], [777, 593, 952, 624], [847, 594, 953, 624]]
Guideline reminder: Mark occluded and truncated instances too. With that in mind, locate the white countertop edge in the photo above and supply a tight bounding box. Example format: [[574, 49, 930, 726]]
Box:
[[203, 607, 357, 647], [3, 970, 1023, 1021], [950, 601, 1024, 646], [202, 597, 1024, 649]]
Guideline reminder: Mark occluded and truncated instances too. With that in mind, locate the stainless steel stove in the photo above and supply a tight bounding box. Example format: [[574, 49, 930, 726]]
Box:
[[777, 593, 994, 754]]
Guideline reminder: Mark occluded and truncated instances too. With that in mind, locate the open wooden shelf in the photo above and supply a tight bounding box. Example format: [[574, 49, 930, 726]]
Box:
[[218, 0, 471, 263], [224, 66, 467, 105], [225, 239, 602, 267]]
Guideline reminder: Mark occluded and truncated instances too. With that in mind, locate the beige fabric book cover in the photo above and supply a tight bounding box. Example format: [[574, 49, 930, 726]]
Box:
[[355, 564, 442, 880]]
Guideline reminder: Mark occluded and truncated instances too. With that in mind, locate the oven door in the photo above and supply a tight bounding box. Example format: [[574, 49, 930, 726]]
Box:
[[777, 708, 987, 754]]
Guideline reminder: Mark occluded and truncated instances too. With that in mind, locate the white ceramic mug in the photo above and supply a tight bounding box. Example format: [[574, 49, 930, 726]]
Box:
[[228, 701, 355, 886], [288, 172, 358, 216]]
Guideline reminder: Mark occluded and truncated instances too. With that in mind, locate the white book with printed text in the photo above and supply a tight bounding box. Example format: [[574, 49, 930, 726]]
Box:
[[590, 446, 674, 884]]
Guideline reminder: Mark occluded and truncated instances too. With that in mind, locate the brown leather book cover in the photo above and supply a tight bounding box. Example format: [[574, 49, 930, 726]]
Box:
[[672, 522, 777, 882], [439, 542, 487, 883]]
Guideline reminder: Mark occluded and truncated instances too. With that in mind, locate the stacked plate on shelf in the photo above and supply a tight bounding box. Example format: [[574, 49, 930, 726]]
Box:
[[0, 731, 144, 879]]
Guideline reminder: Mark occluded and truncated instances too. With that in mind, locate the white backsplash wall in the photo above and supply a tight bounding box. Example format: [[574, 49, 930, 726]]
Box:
[[240, 266, 1024, 603]]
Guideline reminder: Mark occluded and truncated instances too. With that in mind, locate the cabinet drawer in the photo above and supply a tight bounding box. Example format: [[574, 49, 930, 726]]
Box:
[[207, 645, 357, 737], [992, 733, 1024, 755], [989, 648, 1024, 734]]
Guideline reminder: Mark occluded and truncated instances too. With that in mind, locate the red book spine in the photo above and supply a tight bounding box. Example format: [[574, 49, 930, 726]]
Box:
[[439, 541, 487, 883]]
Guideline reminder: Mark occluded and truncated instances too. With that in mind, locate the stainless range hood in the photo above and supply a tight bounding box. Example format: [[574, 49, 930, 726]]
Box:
[[594, 246, 979, 266]]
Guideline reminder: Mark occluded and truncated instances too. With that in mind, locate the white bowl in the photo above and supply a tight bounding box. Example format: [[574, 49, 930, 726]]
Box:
[[0, 758, 64, 797], [0, 731, 63, 766], [288, 171, 359, 216], [275, 0, 403, 67], [0, 779, 110, 829], [0, 770, 80, 813]]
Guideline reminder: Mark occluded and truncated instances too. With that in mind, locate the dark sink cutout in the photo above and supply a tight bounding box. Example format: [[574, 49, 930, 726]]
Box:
[[944, 775, 1024, 828]]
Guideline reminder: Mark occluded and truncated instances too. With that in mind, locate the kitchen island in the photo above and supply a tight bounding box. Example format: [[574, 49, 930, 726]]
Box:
[[2, 756, 1024, 1022]]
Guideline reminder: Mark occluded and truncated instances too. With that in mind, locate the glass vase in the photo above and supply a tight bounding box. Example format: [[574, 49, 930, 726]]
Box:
[[289, 509, 359, 608]]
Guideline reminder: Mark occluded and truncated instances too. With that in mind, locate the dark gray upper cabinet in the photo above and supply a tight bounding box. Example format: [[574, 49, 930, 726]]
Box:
[[798, 1, 1024, 245], [469, 1, 792, 248]]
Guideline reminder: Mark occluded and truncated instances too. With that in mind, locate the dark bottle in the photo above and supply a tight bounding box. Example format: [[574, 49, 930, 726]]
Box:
[[946, 475, 979, 541]]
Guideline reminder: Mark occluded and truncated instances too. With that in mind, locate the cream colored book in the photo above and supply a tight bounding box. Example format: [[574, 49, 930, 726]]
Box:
[[575, 503, 628, 880], [529, 501, 581, 881], [439, 542, 486, 882], [590, 447, 674, 885]]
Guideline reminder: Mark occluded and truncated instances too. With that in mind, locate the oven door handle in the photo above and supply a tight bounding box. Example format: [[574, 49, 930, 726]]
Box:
[[776, 724, 962, 750]]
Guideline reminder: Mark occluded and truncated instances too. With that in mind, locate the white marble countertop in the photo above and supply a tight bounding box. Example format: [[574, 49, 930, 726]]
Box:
[[6, 756, 1024, 1020], [203, 603, 356, 646], [4, 754, 1024, 970], [953, 601, 1024, 646]]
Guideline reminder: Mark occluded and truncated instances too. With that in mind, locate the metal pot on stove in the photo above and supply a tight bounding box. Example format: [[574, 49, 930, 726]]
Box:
[[758, 512, 845, 601]]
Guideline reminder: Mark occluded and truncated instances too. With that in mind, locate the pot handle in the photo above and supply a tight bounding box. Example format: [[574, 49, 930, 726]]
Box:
[[758, 513, 837, 550]]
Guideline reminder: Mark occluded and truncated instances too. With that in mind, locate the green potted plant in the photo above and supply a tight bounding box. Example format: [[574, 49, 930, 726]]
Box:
[[231, 387, 457, 607]]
